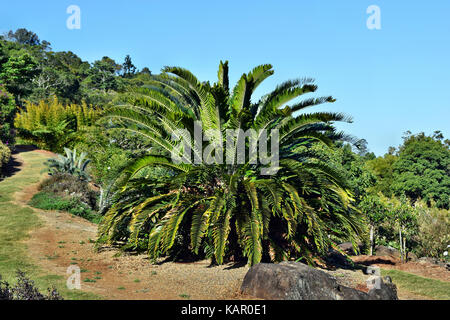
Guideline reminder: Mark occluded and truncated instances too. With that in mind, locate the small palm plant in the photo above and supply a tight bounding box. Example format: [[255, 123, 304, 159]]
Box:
[[97, 61, 364, 266], [44, 148, 91, 181]]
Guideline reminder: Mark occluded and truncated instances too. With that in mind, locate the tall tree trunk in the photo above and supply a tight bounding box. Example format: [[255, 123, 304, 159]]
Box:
[[399, 225, 404, 263], [369, 224, 374, 256], [402, 231, 407, 262]]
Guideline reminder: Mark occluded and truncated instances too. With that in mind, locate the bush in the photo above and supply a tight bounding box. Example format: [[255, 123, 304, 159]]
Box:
[[74, 126, 150, 185], [29, 191, 101, 224], [0, 140, 11, 172], [38, 173, 99, 210], [415, 202, 450, 259], [0, 270, 62, 300], [45, 148, 91, 181], [0, 85, 17, 146], [14, 96, 100, 152]]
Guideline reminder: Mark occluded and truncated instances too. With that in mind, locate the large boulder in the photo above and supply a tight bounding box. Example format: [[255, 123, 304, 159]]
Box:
[[241, 262, 398, 300], [375, 245, 401, 259]]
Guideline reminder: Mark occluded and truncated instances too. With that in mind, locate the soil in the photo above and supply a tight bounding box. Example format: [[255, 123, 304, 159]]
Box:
[[12, 152, 250, 300], [352, 255, 450, 283], [8, 149, 450, 300]]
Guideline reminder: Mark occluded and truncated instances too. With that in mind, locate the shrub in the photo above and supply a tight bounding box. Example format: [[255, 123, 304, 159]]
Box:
[[0, 84, 17, 146], [44, 148, 91, 181], [74, 126, 151, 185], [38, 173, 98, 209], [414, 201, 450, 259], [0, 270, 63, 300], [29, 191, 101, 224], [0, 140, 11, 172], [98, 62, 365, 266], [14, 96, 100, 152]]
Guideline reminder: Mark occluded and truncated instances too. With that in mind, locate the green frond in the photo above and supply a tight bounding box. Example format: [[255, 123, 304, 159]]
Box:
[[190, 196, 223, 254], [218, 60, 229, 93]]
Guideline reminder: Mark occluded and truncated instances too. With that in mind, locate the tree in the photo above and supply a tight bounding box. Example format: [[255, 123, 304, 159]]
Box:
[[366, 153, 398, 197], [0, 53, 40, 100], [338, 143, 377, 203], [0, 85, 17, 144], [6, 28, 41, 46], [85, 57, 121, 92], [392, 131, 450, 209], [122, 55, 136, 78], [358, 194, 387, 255], [140, 67, 152, 75], [31, 68, 80, 102], [0, 42, 9, 66], [97, 61, 365, 266], [414, 200, 450, 259], [385, 195, 418, 262]]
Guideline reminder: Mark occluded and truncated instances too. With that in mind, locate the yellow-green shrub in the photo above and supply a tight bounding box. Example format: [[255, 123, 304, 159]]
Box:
[[14, 96, 100, 152], [415, 201, 450, 258], [0, 140, 11, 171]]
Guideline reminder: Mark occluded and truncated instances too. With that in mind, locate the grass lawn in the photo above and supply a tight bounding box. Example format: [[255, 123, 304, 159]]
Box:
[[382, 268, 450, 300], [0, 150, 100, 300]]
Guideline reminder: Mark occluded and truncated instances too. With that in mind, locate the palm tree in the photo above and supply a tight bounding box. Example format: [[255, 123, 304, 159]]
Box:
[[97, 61, 364, 266]]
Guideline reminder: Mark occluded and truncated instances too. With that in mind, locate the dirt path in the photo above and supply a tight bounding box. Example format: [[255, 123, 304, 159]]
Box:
[[12, 150, 249, 300], [351, 255, 450, 283], [9, 149, 448, 300]]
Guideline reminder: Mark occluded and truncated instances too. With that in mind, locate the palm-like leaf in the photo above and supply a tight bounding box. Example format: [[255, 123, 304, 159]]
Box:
[[97, 61, 365, 266]]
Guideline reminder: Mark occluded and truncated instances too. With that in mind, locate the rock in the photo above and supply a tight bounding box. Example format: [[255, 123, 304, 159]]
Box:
[[241, 262, 398, 300], [375, 245, 401, 259], [337, 242, 364, 256], [325, 249, 353, 268], [407, 252, 418, 262], [369, 277, 398, 300]]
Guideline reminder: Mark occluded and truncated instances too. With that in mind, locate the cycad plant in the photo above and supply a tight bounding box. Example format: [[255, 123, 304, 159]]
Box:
[[97, 61, 364, 266], [45, 148, 91, 181]]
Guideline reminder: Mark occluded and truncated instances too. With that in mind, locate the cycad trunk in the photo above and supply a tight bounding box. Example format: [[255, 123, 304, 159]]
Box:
[[261, 239, 271, 262]]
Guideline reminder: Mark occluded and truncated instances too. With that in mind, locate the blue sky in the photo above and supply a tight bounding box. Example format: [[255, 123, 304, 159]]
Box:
[[1, 0, 449, 156]]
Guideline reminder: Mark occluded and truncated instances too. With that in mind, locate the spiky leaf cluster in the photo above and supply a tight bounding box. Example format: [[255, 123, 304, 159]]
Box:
[[97, 61, 365, 266], [45, 147, 91, 181]]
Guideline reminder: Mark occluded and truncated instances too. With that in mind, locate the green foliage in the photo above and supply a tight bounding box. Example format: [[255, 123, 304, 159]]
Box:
[[358, 194, 387, 226], [29, 191, 101, 224], [358, 193, 389, 254], [338, 144, 377, 202], [414, 201, 450, 259], [73, 126, 151, 185], [38, 173, 98, 210], [0, 85, 17, 145], [97, 61, 365, 266], [392, 131, 450, 209], [0, 29, 154, 109], [5, 29, 42, 46], [377, 195, 418, 261], [122, 55, 136, 78], [0, 52, 39, 98], [44, 148, 91, 181], [366, 153, 398, 197], [14, 97, 100, 152], [0, 141, 11, 172], [84, 56, 122, 92]]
